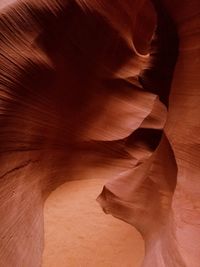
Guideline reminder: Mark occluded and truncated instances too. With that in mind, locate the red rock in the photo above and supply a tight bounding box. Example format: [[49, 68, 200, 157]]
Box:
[[0, 0, 199, 266]]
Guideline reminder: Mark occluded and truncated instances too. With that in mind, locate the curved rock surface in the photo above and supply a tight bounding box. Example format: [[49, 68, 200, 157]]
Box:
[[42, 178, 144, 267], [0, 0, 199, 266]]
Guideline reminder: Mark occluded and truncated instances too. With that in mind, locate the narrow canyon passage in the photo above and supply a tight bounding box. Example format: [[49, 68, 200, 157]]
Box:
[[0, 0, 200, 266], [42, 178, 144, 267]]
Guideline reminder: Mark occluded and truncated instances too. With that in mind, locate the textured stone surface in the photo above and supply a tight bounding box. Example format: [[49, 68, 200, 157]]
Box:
[[0, 0, 199, 266], [42, 178, 144, 267]]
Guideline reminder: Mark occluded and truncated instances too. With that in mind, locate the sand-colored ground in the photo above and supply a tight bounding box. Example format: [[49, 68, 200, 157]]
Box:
[[42, 178, 144, 267]]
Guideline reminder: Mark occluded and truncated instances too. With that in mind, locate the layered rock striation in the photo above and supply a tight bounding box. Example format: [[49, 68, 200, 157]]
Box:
[[0, 0, 199, 266]]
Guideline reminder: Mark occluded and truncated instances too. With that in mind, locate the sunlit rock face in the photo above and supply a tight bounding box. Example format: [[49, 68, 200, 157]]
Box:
[[0, 0, 199, 266], [42, 178, 145, 267]]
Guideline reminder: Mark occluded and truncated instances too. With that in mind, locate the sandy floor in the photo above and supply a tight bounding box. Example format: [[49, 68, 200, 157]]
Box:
[[42, 178, 144, 267]]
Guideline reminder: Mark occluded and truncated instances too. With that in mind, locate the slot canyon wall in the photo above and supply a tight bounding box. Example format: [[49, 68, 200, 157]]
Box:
[[0, 0, 199, 266]]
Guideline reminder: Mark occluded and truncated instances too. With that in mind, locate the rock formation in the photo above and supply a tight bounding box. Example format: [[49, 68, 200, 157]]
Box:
[[0, 0, 199, 266]]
